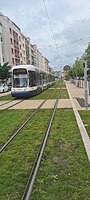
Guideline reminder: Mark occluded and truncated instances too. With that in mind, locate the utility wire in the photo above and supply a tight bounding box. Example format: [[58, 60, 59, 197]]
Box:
[[42, 0, 59, 55], [38, 35, 90, 49], [53, 36, 90, 48]]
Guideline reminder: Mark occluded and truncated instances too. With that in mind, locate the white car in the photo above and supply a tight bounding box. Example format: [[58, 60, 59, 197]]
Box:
[[0, 83, 8, 93]]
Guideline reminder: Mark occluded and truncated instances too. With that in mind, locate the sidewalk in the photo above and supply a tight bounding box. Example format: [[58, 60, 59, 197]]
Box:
[[66, 81, 90, 110], [0, 91, 11, 97]]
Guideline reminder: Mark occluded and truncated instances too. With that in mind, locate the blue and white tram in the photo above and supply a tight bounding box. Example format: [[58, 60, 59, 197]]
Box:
[[11, 65, 55, 97]]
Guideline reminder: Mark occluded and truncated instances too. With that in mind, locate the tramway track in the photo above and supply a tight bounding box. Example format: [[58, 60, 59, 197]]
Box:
[[0, 89, 58, 153], [0, 99, 24, 112], [21, 91, 60, 200], [0, 100, 12, 106]]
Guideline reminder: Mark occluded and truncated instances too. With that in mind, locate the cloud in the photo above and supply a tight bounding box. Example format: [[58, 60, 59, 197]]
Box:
[[1, 0, 90, 70]]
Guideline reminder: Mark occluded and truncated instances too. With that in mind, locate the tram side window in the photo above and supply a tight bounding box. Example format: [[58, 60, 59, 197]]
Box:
[[49, 74, 52, 82], [36, 72, 40, 85], [40, 73, 43, 84], [43, 74, 46, 83], [29, 71, 36, 86], [47, 74, 48, 83]]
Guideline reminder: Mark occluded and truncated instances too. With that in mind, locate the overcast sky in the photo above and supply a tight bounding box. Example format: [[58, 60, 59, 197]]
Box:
[[1, 0, 90, 70]]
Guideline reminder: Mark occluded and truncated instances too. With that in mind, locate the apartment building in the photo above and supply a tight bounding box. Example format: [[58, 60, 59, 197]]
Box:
[[30, 44, 35, 65], [25, 37, 31, 65], [0, 12, 27, 66], [19, 33, 27, 65], [9, 23, 20, 66], [0, 12, 50, 72], [0, 22, 3, 65], [0, 13, 12, 66], [32, 44, 39, 67], [42, 56, 49, 72], [38, 50, 43, 70]]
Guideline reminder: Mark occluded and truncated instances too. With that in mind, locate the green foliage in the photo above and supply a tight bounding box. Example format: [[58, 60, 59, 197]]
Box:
[[64, 71, 70, 80], [0, 62, 11, 81], [84, 43, 90, 75], [69, 58, 84, 78]]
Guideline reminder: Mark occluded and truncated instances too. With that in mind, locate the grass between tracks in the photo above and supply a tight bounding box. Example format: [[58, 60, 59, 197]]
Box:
[[0, 110, 33, 147], [0, 109, 90, 200], [0, 95, 15, 101], [30, 109, 90, 200], [0, 109, 51, 200]]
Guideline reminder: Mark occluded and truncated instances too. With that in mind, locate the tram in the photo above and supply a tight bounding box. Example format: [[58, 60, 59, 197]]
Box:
[[11, 65, 55, 97]]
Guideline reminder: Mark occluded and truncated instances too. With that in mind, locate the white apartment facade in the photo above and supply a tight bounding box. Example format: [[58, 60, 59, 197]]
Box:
[[0, 13, 12, 65], [0, 22, 3, 65], [42, 56, 49, 72], [0, 12, 50, 72]]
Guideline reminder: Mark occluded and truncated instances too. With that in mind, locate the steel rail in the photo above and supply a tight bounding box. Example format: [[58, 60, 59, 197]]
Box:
[[21, 91, 60, 200], [0, 97, 17, 107], [0, 100, 12, 106], [0, 99, 25, 112], [0, 89, 57, 153]]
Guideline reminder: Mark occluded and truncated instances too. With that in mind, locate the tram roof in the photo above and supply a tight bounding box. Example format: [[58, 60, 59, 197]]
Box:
[[12, 65, 36, 71], [11, 64, 54, 75]]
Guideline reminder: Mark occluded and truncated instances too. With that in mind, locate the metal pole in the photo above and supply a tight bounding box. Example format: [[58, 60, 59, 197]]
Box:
[[88, 78, 90, 95], [83, 61, 88, 109]]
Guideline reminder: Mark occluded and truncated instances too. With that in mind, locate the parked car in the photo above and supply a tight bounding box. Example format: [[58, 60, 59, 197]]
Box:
[[7, 82, 12, 91], [0, 83, 8, 93]]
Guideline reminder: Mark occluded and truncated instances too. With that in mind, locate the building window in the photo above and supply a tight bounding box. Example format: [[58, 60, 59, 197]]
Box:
[[9, 28, 12, 34], [20, 53, 22, 57], [19, 36, 21, 42], [31, 49, 34, 54], [12, 58, 14, 64], [11, 48, 14, 54], [10, 38, 13, 44]]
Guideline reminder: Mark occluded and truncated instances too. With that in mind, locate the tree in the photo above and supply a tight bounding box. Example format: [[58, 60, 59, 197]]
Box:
[[0, 62, 11, 82], [84, 43, 90, 75], [74, 58, 84, 77], [68, 58, 84, 79]]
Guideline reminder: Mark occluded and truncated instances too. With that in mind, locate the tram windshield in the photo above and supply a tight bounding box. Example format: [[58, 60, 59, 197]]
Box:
[[13, 69, 28, 88]]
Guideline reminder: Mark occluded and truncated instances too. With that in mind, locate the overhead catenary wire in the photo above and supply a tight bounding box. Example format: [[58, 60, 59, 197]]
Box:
[[42, 0, 59, 56], [57, 35, 90, 48], [39, 35, 90, 49], [40, 35, 90, 68]]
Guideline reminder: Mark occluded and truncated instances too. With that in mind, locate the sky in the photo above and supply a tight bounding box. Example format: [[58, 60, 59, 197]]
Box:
[[1, 0, 90, 71]]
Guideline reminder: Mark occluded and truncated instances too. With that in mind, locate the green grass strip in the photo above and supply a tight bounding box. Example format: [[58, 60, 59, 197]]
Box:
[[0, 95, 15, 101], [30, 109, 90, 200], [0, 110, 33, 147], [0, 109, 51, 200], [79, 110, 90, 137]]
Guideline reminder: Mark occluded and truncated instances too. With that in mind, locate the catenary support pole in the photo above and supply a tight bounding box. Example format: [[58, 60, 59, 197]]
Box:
[[83, 61, 88, 109]]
